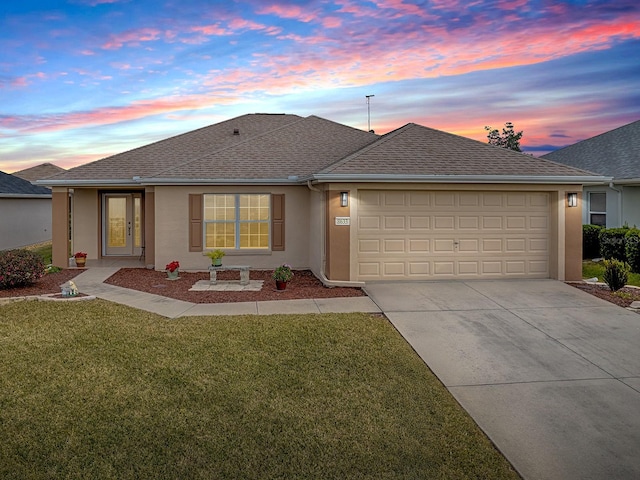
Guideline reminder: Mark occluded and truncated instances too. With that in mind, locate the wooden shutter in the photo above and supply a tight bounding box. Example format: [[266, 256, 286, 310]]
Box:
[[189, 194, 203, 252], [271, 194, 285, 251]]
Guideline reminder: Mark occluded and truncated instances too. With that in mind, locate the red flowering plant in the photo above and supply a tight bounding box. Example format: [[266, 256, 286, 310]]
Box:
[[73, 252, 87, 258], [165, 260, 180, 273]]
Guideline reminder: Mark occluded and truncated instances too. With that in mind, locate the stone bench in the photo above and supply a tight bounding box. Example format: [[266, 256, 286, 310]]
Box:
[[208, 265, 251, 286]]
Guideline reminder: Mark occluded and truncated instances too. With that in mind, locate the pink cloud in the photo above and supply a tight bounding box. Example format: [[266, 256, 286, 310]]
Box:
[[256, 4, 318, 23], [0, 94, 241, 134], [102, 27, 163, 50], [322, 17, 342, 28]]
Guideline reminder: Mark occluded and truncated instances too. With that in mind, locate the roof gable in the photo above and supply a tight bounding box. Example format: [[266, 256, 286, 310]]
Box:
[[542, 120, 640, 179], [13, 163, 66, 182], [317, 123, 597, 178], [153, 115, 379, 181], [53, 113, 304, 181], [0, 171, 52, 195]]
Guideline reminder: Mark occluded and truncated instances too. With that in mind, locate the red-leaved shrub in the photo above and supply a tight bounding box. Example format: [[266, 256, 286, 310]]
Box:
[[0, 249, 45, 289]]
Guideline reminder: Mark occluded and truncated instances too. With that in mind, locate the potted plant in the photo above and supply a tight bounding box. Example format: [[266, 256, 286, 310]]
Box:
[[165, 260, 180, 280], [73, 252, 87, 268], [272, 264, 294, 290], [205, 249, 225, 267]]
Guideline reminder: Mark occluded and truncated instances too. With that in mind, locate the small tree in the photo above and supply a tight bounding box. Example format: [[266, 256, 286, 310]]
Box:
[[484, 122, 523, 152]]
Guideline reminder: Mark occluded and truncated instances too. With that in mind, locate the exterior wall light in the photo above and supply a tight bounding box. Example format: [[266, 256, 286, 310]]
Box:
[[567, 192, 578, 207], [340, 192, 349, 207]]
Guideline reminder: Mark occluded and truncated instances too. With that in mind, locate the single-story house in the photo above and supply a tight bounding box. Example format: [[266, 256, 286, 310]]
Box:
[[542, 119, 640, 228], [40, 113, 606, 282], [0, 171, 53, 250]]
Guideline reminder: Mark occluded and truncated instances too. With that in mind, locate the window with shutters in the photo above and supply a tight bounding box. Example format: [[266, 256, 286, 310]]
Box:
[[203, 194, 270, 249]]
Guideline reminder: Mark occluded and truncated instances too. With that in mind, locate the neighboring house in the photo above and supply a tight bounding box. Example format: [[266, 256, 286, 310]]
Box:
[[40, 113, 604, 282], [0, 171, 53, 250], [542, 120, 640, 228], [13, 162, 66, 183]]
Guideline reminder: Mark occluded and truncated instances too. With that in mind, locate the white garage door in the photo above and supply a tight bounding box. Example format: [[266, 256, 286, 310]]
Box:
[[356, 190, 550, 280]]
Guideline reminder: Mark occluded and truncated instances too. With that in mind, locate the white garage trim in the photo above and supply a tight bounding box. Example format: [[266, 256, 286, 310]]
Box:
[[355, 190, 550, 280]]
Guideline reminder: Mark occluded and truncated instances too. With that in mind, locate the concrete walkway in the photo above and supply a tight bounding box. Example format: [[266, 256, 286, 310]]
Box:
[[72, 267, 381, 318], [364, 279, 640, 480]]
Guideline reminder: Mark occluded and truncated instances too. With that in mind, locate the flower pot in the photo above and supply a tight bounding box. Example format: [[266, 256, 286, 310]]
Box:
[[166, 269, 179, 280], [276, 280, 287, 290], [212, 258, 222, 267], [75, 257, 86, 268]]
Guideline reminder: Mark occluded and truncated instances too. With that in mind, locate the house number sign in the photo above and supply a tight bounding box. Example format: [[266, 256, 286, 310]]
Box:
[[335, 217, 350, 226]]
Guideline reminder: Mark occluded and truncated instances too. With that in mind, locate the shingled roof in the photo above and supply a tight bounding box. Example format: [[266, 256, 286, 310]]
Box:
[[41, 114, 605, 187], [13, 163, 66, 182], [542, 120, 640, 180], [0, 171, 52, 196], [314, 123, 601, 182], [50, 113, 306, 181], [152, 115, 379, 182]]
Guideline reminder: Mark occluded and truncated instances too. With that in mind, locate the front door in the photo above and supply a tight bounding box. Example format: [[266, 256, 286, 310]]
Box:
[[104, 193, 142, 256]]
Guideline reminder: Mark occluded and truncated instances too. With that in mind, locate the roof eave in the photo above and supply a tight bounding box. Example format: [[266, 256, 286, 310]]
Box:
[[36, 179, 142, 188], [310, 174, 612, 184], [139, 177, 305, 186], [0, 193, 52, 199]]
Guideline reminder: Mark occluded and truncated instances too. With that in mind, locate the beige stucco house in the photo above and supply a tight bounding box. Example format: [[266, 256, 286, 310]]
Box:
[[40, 114, 605, 282]]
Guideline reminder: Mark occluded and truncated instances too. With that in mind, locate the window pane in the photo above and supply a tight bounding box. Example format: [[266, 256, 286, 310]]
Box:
[[239, 221, 269, 249], [240, 194, 270, 221], [590, 192, 606, 213], [590, 214, 606, 227], [205, 194, 235, 221], [205, 223, 235, 248]]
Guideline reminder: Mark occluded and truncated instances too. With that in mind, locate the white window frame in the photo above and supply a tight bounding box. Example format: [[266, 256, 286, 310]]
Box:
[[588, 192, 607, 227]]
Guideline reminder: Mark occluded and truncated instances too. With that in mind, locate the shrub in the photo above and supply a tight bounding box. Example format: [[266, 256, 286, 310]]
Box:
[[599, 227, 629, 261], [602, 259, 629, 292], [624, 228, 640, 273], [0, 249, 45, 289], [582, 224, 603, 259]]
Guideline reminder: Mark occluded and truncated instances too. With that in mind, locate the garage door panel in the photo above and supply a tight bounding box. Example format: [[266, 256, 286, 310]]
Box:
[[384, 216, 405, 229], [458, 216, 479, 229], [383, 239, 405, 253], [409, 239, 430, 252], [357, 190, 550, 280], [409, 216, 430, 229], [359, 216, 380, 230], [383, 192, 406, 206], [434, 216, 455, 229]]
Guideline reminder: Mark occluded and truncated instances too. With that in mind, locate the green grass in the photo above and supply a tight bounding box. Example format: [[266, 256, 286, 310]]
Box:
[[0, 300, 519, 479], [583, 260, 640, 286], [24, 241, 53, 264]]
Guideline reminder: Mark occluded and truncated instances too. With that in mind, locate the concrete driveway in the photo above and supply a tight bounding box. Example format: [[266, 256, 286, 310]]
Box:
[[364, 279, 640, 480]]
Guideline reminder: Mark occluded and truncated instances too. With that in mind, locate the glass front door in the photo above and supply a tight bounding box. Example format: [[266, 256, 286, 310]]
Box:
[[104, 193, 142, 256]]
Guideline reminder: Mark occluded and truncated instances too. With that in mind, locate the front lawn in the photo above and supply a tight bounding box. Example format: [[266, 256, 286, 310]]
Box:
[[583, 260, 640, 286], [0, 300, 519, 479]]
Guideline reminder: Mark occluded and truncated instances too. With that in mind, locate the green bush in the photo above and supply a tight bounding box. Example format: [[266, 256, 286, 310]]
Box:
[[582, 224, 603, 259], [599, 227, 629, 261], [0, 249, 45, 289], [624, 228, 640, 273], [603, 259, 629, 292]]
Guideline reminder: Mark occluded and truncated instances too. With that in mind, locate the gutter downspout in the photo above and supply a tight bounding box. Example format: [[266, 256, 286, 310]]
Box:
[[307, 180, 365, 288], [609, 182, 623, 227]]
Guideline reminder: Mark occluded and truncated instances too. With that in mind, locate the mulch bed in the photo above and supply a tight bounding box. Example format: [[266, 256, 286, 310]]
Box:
[[0, 270, 82, 298], [103, 268, 366, 304], [3, 268, 638, 309], [568, 282, 640, 308]]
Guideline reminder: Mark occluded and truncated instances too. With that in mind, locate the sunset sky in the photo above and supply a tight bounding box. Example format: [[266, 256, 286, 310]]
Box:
[[1, 0, 639, 173]]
